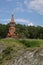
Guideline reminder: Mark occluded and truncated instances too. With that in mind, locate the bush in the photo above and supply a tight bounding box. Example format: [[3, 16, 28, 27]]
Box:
[[0, 57, 3, 64], [3, 47, 13, 55], [29, 40, 40, 47], [19, 40, 30, 47], [2, 46, 13, 59], [19, 40, 40, 48], [0, 54, 3, 64]]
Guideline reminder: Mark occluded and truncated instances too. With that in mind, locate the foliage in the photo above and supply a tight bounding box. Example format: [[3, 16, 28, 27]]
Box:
[[19, 40, 30, 47], [0, 38, 43, 65], [0, 23, 10, 38], [2, 46, 13, 60], [19, 40, 40, 47], [2, 46, 13, 56], [0, 23, 43, 39]]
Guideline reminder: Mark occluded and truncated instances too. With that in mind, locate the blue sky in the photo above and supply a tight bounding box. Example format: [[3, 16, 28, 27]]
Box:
[[0, 0, 43, 26]]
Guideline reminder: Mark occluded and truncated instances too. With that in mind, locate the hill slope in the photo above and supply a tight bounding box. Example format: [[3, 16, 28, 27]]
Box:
[[0, 38, 43, 65]]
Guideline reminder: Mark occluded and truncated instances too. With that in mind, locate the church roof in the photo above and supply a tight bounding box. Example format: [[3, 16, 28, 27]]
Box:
[[10, 14, 15, 24]]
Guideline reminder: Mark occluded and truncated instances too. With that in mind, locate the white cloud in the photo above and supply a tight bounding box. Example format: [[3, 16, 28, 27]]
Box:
[[0, 18, 34, 26], [15, 18, 34, 26], [38, 25, 43, 27], [0, 19, 10, 24], [24, 0, 43, 14], [0, 18, 29, 23], [15, 19, 29, 23], [0, 19, 10, 21], [28, 22, 34, 26]]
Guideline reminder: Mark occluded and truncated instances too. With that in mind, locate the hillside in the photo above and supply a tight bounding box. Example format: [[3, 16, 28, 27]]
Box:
[[0, 38, 43, 65]]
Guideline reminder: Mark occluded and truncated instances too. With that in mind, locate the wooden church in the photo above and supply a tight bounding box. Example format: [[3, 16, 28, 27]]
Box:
[[7, 14, 17, 38]]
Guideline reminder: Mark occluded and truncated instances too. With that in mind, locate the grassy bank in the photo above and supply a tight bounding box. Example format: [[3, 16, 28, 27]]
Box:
[[0, 38, 43, 48], [0, 38, 43, 65]]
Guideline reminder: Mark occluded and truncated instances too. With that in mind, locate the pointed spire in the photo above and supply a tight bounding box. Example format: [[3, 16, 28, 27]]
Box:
[[12, 11, 14, 18], [10, 12, 15, 24]]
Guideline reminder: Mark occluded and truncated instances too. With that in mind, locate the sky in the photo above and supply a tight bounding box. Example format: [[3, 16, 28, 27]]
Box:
[[0, 0, 43, 26]]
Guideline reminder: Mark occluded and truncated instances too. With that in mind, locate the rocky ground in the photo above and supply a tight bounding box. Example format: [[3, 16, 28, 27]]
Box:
[[4, 47, 43, 65], [0, 39, 43, 65]]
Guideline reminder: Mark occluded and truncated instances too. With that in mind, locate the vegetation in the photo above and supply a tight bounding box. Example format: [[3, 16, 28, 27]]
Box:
[[0, 38, 24, 65], [0, 23, 43, 65], [0, 23, 10, 38], [0, 23, 43, 39], [0, 38, 43, 65], [19, 40, 40, 47]]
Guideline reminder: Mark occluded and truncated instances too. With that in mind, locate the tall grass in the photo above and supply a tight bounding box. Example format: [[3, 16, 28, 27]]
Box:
[[19, 39, 42, 48], [0, 38, 43, 48]]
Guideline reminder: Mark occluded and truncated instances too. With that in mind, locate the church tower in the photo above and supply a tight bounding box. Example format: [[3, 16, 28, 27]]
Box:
[[7, 14, 17, 38]]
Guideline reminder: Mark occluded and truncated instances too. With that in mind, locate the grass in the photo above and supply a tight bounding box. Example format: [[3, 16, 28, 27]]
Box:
[[0, 38, 24, 65], [0, 38, 23, 47], [19, 39, 43, 48], [0, 38, 43, 65], [0, 38, 43, 48]]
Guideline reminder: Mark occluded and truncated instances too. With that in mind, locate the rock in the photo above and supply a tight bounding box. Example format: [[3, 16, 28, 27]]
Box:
[[6, 48, 43, 65], [0, 43, 5, 53]]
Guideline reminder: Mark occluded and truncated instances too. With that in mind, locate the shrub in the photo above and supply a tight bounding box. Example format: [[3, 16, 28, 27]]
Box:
[[2, 47, 13, 55], [0, 57, 3, 64], [29, 40, 40, 47], [19, 40, 40, 48], [2, 46, 13, 59], [19, 40, 30, 47], [0, 54, 3, 64]]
